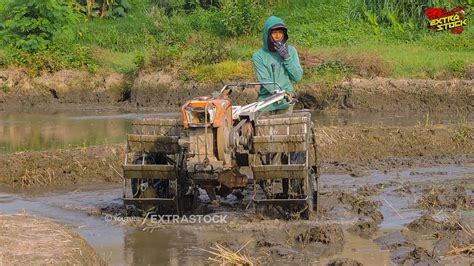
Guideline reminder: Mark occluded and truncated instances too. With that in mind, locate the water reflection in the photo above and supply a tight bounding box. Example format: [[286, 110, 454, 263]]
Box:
[[0, 113, 130, 154], [0, 110, 469, 154]]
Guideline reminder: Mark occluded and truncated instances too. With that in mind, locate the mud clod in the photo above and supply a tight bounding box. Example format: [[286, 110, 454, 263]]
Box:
[[347, 218, 379, 239], [391, 246, 438, 265], [374, 231, 414, 251], [295, 224, 345, 245], [433, 230, 473, 256], [338, 192, 383, 223], [327, 258, 363, 266], [408, 214, 461, 234], [357, 185, 381, 196], [417, 185, 472, 210]]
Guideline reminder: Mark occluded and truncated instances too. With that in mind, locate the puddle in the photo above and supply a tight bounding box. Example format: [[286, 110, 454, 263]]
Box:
[[0, 111, 175, 154], [318, 231, 392, 265], [321, 165, 474, 229], [0, 185, 208, 265]]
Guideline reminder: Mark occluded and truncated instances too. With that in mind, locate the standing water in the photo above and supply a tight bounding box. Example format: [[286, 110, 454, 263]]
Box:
[[0, 110, 467, 154]]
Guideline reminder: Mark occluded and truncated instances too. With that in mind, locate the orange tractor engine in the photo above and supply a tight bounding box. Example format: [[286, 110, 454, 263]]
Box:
[[181, 96, 233, 166], [179, 96, 241, 200]]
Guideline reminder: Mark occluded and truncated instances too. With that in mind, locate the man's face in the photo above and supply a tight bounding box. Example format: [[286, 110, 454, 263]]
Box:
[[271, 29, 285, 42]]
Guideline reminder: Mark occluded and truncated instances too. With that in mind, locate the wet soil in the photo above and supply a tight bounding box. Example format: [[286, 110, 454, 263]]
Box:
[[0, 69, 472, 264], [0, 213, 105, 265], [299, 78, 474, 113], [0, 159, 472, 265], [0, 144, 124, 186], [1, 122, 471, 187]]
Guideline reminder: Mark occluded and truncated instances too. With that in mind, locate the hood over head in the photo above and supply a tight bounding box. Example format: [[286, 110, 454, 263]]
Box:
[[262, 16, 288, 51]]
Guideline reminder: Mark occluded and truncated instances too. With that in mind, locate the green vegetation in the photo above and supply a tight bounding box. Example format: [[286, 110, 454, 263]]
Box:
[[0, 0, 473, 82]]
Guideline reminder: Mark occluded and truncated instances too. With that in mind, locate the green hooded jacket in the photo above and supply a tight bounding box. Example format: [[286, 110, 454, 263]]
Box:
[[252, 16, 303, 111]]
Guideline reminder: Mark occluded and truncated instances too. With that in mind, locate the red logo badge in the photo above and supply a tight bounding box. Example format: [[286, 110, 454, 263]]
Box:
[[426, 6, 467, 34]]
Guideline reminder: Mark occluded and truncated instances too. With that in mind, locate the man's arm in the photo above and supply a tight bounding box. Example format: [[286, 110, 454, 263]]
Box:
[[282, 46, 303, 82], [252, 52, 275, 94]]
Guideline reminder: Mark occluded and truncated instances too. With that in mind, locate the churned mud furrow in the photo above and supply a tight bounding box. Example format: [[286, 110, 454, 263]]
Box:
[[0, 145, 125, 186], [316, 123, 474, 164], [0, 69, 472, 113]]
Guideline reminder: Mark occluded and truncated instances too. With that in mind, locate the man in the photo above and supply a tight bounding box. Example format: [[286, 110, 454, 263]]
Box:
[[252, 16, 303, 113], [253, 16, 305, 196]]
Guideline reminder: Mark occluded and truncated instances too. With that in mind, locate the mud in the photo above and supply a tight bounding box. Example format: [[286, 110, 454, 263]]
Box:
[[0, 71, 473, 264], [0, 68, 128, 108], [0, 213, 105, 265], [327, 258, 363, 266], [408, 214, 461, 233], [416, 185, 472, 210], [0, 144, 124, 186], [1, 68, 472, 113], [408, 213, 473, 258], [374, 231, 440, 265], [1, 122, 471, 187], [391, 246, 438, 265], [295, 224, 345, 245], [0, 160, 472, 265], [316, 123, 474, 166]]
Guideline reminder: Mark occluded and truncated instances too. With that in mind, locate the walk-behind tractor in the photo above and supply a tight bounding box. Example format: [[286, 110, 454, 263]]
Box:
[[122, 82, 319, 218]]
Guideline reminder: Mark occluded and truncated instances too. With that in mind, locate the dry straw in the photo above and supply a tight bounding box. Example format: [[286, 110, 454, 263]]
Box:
[[202, 240, 255, 265]]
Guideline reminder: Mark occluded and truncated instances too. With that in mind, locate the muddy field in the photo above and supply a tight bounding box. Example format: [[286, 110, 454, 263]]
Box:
[[0, 120, 472, 264], [0, 123, 471, 187], [0, 70, 473, 264], [0, 158, 472, 265]]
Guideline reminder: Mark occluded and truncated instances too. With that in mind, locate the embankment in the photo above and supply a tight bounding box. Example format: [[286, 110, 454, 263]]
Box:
[[0, 68, 472, 112]]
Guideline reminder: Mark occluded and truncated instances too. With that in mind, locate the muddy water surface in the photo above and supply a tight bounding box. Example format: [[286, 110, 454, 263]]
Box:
[[1, 110, 469, 154]]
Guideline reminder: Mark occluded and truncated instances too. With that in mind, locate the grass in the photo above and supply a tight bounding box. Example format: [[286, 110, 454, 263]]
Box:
[[1, 0, 473, 82], [92, 48, 138, 73], [323, 40, 474, 79], [189, 60, 254, 83], [0, 48, 6, 66]]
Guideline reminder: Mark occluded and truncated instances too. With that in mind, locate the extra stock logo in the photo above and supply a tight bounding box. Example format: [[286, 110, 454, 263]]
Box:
[[426, 6, 467, 33]]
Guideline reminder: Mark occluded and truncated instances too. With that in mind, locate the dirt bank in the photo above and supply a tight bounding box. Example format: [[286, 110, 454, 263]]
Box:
[[1, 68, 472, 113], [0, 123, 471, 187], [0, 68, 128, 108], [0, 213, 105, 265]]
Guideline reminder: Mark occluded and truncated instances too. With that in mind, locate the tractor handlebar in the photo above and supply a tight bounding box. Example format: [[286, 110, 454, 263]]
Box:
[[219, 82, 284, 96]]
